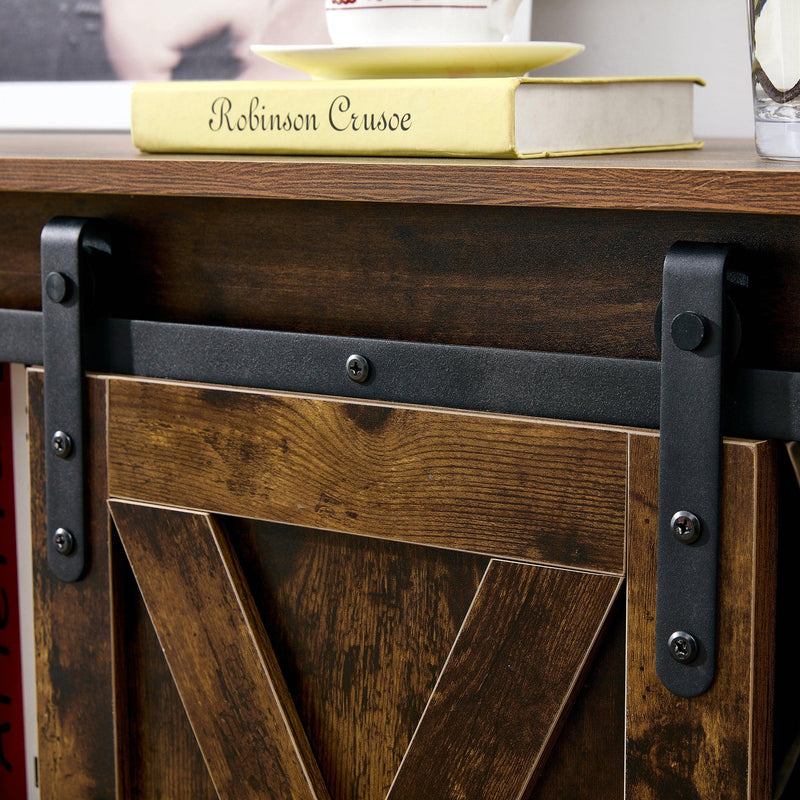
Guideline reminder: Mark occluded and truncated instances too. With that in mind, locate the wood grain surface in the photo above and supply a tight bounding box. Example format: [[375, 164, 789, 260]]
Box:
[[528, 594, 626, 800], [625, 433, 777, 799], [29, 372, 118, 799], [1, 135, 799, 215], [6, 193, 800, 370], [111, 532, 219, 800], [226, 518, 488, 800], [107, 380, 627, 573], [109, 501, 330, 800], [387, 559, 622, 800], [748, 437, 779, 800]]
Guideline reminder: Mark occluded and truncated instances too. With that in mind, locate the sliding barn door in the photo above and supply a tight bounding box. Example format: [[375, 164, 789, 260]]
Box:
[[29, 371, 776, 799]]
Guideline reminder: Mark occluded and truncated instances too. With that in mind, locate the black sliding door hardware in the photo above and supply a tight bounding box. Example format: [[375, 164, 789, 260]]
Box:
[[0, 219, 775, 697]]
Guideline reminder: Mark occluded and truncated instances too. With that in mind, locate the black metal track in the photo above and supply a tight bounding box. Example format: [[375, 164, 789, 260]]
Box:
[[92, 317, 662, 427], [0, 309, 42, 365], [3, 308, 800, 440]]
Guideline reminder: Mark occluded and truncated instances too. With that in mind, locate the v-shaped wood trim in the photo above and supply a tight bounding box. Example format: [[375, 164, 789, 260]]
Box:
[[108, 500, 330, 800], [386, 559, 622, 800]]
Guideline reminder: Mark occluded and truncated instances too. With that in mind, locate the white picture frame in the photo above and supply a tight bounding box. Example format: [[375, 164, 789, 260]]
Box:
[[0, 82, 134, 132]]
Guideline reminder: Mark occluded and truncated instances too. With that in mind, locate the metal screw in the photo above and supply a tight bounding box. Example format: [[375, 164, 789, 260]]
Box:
[[668, 630, 698, 664], [45, 271, 70, 304], [53, 528, 75, 556], [671, 510, 701, 544], [346, 354, 370, 383], [670, 311, 707, 351], [51, 430, 73, 459]]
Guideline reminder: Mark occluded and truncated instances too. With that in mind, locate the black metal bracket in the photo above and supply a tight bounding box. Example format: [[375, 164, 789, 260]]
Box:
[[40, 218, 108, 582], [655, 242, 737, 697], [0, 219, 792, 624]]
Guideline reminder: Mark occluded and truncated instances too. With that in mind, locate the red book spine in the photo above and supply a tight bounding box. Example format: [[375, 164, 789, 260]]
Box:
[[0, 364, 27, 799]]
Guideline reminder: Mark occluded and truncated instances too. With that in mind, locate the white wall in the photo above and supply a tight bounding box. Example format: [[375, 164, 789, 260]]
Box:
[[0, 1, 750, 138], [532, 0, 754, 139]]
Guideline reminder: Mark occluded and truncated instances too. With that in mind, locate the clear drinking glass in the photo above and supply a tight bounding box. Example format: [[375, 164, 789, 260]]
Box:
[[748, 0, 800, 159]]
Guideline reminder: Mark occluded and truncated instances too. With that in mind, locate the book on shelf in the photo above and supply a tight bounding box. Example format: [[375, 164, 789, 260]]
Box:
[[131, 76, 703, 159]]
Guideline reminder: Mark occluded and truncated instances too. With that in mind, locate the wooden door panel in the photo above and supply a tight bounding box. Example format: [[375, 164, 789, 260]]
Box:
[[29, 372, 778, 799], [108, 500, 623, 800], [109, 501, 329, 800], [106, 379, 627, 573], [387, 560, 622, 800], [111, 531, 218, 800], [529, 596, 627, 799], [225, 518, 489, 800], [626, 433, 778, 799], [29, 372, 118, 800]]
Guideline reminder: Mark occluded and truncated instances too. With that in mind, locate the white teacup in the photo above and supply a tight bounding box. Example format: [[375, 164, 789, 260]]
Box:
[[325, 0, 523, 47]]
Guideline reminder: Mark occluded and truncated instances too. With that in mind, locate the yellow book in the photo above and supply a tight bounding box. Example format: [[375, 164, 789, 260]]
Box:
[[131, 76, 703, 159]]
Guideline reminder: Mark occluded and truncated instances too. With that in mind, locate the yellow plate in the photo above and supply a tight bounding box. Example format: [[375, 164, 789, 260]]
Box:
[[250, 41, 585, 80]]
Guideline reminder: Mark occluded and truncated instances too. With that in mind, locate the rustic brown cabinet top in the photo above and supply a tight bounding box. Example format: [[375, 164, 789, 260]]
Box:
[[2, 133, 800, 215]]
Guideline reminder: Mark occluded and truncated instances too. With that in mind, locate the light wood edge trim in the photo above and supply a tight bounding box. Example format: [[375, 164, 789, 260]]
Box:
[[748, 440, 778, 800]]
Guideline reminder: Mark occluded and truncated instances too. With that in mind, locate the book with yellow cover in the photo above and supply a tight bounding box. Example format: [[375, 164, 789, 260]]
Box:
[[131, 76, 703, 159]]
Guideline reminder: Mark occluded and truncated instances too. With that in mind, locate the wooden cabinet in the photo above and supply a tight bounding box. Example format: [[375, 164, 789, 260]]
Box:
[[1, 135, 797, 799]]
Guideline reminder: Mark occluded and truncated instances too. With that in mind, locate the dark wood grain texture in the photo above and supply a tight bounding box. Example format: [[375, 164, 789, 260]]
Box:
[[387, 559, 622, 800], [226, 518, 488, 800], [29, 371, 117, 799], [625, 433, 777, 799], [1, 135, 799, 215], [6, 193, 800, 370], [109, 501, 330, 800], [528, 594, 626, 800], [110, 531, 219, 800], [107, 380, 627, 573]]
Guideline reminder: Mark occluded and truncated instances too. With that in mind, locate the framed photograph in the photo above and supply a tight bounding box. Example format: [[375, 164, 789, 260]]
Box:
[[0, 0, 532, 131]]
